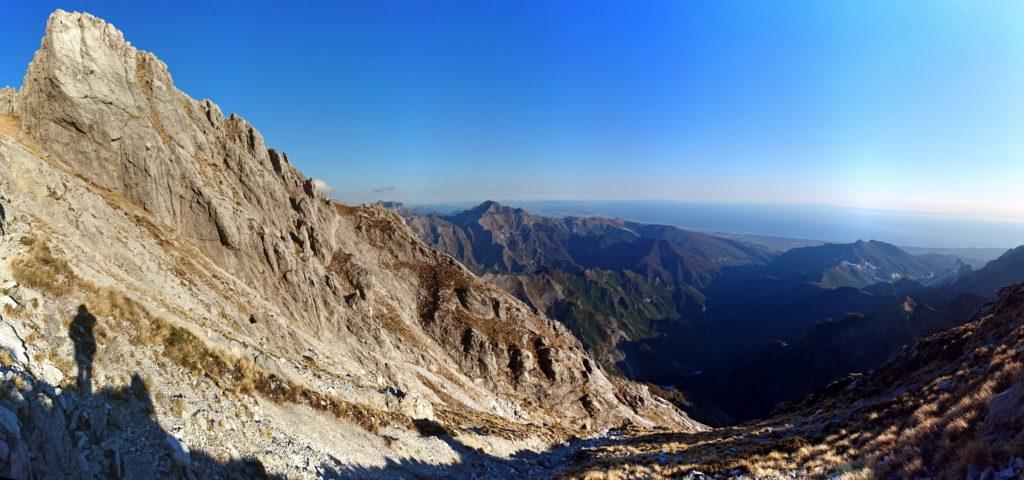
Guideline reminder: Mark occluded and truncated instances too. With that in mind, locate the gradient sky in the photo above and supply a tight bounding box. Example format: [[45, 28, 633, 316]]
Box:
[[2, 1, 1023, 218]]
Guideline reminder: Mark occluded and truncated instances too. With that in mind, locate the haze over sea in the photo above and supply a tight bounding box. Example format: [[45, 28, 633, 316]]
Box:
[[417, 201, 1024, 249]]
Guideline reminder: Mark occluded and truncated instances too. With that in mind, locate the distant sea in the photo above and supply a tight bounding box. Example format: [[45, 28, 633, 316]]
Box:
[[474, 201, 1024, 249]]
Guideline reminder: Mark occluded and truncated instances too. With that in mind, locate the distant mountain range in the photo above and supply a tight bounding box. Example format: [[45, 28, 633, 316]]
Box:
[[713, 231, 1007, 268], [7, 9, 1023, 477], [393, 200, 770, 285], [756, 239, 967, 288], [388, 200, 1024, 423]]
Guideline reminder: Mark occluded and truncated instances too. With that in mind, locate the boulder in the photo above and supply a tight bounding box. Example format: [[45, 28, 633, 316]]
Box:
[[164, 434, 190, 467], [0, 281, 17, 296], [0, 296, 18, 309], [5, 441, 28, 479], [0, 321, 26, 365], [0, 405, 19, 439]]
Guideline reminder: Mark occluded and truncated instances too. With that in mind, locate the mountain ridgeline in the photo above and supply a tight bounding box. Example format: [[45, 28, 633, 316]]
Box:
[[1, 9, 1023, 479], [390, 201, 1023, 423], [561, 280, 1024, 479], [0, 11, 695, 479]]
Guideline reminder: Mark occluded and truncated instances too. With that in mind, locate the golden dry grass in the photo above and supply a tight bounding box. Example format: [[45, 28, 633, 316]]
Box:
[[11, 234, 413, 435], [10, 236, 78, 297], [0, 114, 19, 137], [561, 287, 1024, 480], [155, 321, 410, 434]]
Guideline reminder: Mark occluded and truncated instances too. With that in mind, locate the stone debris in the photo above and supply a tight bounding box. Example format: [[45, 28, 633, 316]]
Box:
[[0, 321, 28, 366], [0, 8, 700, 479]]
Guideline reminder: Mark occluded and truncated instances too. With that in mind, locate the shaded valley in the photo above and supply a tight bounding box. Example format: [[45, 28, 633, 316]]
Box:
[[390, 201, 1024, 424]]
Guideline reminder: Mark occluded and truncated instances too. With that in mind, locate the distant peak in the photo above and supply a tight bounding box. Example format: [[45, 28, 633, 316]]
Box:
[[478, 199, 501, 210], [467, 200, 513, 215], [448, 200, 527, 226], [855, 239, 896, 249]]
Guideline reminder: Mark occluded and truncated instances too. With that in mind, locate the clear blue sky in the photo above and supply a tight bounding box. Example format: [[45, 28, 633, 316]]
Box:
[[2, 1, 1023, 218]]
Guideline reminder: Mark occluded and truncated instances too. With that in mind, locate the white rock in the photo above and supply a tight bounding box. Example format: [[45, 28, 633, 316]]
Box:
[[0, 321, 28, 365], [0, 296, 17, 309], [400, 394, 434, 421], [164, 434, 190, 466], [33, 362, 64, 386], [0, 281, 17, 295]]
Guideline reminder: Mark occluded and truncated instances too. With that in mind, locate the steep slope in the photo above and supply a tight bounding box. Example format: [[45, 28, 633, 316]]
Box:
[[485, 268, 709, 379], [398, 201, 769, 286], [395, 201, 766, 379], [760, 239, 961, 288], [398, 203, 1008, 425], [559, 282, 1024, 479], [0, 10, 697, 478], [952, 245, 1024, 297], [698, 293, 986, 421]]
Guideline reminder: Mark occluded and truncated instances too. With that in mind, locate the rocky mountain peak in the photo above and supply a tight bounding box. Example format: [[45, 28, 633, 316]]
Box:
[[448, 200, 533, 230], [465, 200, 520, 217], [0, 9, 700, 477]]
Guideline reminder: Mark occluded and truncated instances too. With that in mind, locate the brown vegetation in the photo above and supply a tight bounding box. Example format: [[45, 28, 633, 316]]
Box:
[[561, 284, 1024, 479], [11, 236, 78, 296], [11, 234, 413, 434]]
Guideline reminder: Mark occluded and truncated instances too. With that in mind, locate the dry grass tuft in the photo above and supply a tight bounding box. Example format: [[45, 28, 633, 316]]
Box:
[[11, 235, 412, 435], [11, 236, 77, 296], [9, 374, 25, 390], [157, 323, 409, 433]]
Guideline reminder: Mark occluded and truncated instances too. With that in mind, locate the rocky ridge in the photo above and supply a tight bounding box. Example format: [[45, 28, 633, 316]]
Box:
[[559, 282, 1024, 478], [0, 10, 698, 478]]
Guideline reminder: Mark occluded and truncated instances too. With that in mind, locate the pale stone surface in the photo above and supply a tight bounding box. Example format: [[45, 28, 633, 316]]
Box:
[[0, 87, 15, 116], [13, 8, 694, 433], [0, 8, 702, 478], [0, 320, 28, 365]]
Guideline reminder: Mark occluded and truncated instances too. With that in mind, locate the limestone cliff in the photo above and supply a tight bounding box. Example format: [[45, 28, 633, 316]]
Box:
[[0, 9, 698, 479]]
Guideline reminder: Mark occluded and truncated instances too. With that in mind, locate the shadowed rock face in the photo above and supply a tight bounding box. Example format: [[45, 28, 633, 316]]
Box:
[[400, 200, 769, 285], [558, 282, 1024, 478], [392, 201, 998, 424], [0, 9, 701, 477]]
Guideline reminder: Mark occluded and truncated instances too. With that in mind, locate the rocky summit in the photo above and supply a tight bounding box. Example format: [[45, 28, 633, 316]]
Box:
[[0, 10, 695, 479], [1, 9, 1023, 480]]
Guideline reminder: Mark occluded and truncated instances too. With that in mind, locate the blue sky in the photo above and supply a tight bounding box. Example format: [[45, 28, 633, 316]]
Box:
[[2, 1, 1023, 218]]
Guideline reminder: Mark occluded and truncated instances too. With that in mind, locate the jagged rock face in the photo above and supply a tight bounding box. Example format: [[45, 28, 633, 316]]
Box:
[[4, 8, 696, 453], [0, 87, 15, 116], [18, 11, 329, 317], [400, 200, 768, 285], [559, 283, 1024, 478]]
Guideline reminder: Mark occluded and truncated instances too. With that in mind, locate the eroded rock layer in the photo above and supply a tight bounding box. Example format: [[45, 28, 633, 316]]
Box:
[[0, 9, 698, 479]]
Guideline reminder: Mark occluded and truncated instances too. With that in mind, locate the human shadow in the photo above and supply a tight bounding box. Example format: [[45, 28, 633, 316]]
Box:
[[6, 304, 281, 479], [69, 305, 97, 396], [11, 304, 587, 479]]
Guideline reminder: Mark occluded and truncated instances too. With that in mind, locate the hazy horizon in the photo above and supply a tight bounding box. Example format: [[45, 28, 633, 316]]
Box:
[[4, 1, 1023, 220], [391, 199, 1024, 249]]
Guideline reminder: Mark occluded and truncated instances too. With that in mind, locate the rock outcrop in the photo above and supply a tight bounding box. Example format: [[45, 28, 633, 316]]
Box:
[[0, 87, 15, 116], [0, 9, 698, 479], [560, 283, 1024, 478]]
